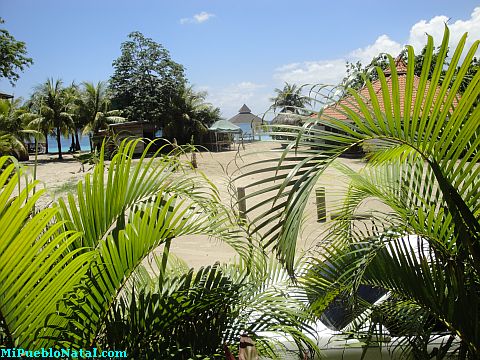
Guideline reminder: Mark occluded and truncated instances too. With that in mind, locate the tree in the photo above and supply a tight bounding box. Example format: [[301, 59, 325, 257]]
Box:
[[0, 139, 316, 359], [270, 82, 311, 114], [341, 55, 390, 91], [26, 93, 53, 154], [30, 79, 75, 159], [63, 83, 83, 152], [76, 81, 125, 151], [109, 31, 185, 127], [163, 85, 221, 144], [240, 27, 480, 357], [0, 98, 32, 159], [0, 18, 33, 85]]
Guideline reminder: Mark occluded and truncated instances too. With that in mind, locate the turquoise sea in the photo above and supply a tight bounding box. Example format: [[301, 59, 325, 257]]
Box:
[[43, 124, 270, 154], [44, 135, 91, 153], [237, 123, 271, 141]]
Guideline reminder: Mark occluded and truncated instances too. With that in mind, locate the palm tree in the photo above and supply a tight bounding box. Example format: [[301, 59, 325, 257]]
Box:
[[77, 81, 125, 150], [62, 83, 83, 152], [164, 85, 221, 144], [31, 78, 75, 159], [270, 82, 311, 114], [239, 27, 480, 357], [0, 98, 30, 159], [0, 139, 316, 359]]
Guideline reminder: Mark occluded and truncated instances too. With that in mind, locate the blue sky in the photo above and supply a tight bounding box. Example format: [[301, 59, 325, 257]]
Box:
[[1, 1, 480, 119]]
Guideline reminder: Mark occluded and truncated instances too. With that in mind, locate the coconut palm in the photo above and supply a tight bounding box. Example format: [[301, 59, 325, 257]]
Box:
[[270, 82, 311, 114], [163, 85, 221, 144], [77, 81, 125, 149], [239, 26, 480, 357], [29, 78, 75, 159], [0, 98, 31, 159]]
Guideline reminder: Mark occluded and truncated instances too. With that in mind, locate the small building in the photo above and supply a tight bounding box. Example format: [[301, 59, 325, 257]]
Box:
[[207, 119, 242, 151], [318, 56, 461, 155], [0, 92, 14, 100], [227, 104, 264, 141], [93, 121, 158, 154]]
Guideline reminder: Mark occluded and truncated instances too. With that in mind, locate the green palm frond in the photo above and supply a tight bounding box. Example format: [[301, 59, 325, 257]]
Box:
[[0, 156, 94, 348], [92, 251, 318, 359], [238, 26, 480, 356], [48, 139, 252, 347]]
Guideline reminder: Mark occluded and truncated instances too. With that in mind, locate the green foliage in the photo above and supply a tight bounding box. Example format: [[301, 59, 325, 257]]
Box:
[[90, 254, 317, 359], [342, 55, 390, 92], [0, 18, 33, 85], [0, 156, 94, 348], [29, 79, 75, 159], [0, 98, 38, 160], [240, 26, 480, 357], [270, 82, 311, 114], [99, 264, 242, 359], [0, 138, 318, 359], [109, 31, 185, 125], [163, 85, 221, 144]]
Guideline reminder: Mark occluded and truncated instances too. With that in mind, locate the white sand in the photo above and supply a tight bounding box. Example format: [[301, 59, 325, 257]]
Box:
[[23, 141, 388, 268]]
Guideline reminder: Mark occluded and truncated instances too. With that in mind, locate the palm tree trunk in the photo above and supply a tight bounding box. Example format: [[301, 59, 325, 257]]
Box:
[[44, 130, 49, 154], [89, 133, 93, 152], [70, 134, 75, 152], [75, 129, 81, 151], [56, 128, 63, 159]]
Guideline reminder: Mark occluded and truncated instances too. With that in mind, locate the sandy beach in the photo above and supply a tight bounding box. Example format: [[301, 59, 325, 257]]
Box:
[[23, 141, 387, 268]]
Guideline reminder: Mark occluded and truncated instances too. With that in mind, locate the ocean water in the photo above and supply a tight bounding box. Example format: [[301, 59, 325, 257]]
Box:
[[42, 124, 270, 153], [236, 123, 271, 141], [44, 135, 91, 153]]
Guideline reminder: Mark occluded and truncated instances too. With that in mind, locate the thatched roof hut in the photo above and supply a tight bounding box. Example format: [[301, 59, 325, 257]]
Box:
[[228, 104, 263, 125], [271, 111, 307, 126], [0, 92, 13, 100]]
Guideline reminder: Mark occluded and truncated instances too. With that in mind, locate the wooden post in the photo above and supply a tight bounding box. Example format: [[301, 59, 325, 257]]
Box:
[[316, 187, 326, 222], [237, 187, 247, 221]]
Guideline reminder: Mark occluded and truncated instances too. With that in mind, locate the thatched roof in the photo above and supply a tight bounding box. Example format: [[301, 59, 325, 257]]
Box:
[[228, 104, 264, 125], [320, 57, 460, 122], [0, 92, 13, 99], [271, 111, 307, 126]]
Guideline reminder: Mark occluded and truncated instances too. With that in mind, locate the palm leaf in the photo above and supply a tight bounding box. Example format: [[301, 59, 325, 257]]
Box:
[[0, 156, 93, 348]]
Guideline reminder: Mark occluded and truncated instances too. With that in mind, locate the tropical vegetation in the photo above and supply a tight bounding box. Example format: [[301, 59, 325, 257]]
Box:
[[2, 16, 479, 360], [28, 78, 75, 159], [270, 82, 311, 114], [75, 81, 125, 150], [0, 139, 316, 359], [109, 31, 186, 128], [163, 85, 221, 144], [0, 17, 32, 85], [239, 26, 480, 358], [0, 98, 35, 160]]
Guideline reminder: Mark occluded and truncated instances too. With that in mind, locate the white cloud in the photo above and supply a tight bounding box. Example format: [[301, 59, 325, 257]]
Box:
[[408, 7, 480, 53], [349, 34, 404, 64], [273, 59, 346, 86], [180, 11, 215, 24], [205, 82, 270, 119], [272, 7, 480, 88]]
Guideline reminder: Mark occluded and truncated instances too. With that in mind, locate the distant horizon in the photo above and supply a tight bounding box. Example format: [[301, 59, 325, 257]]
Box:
[[1, 1, 480, 120]]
